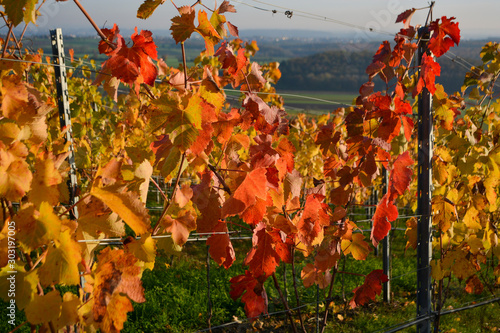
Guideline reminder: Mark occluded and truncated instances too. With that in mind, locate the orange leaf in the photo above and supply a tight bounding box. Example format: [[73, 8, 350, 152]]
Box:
[[221, 168, 267, 218], [92, 248, 145, 329], [195, 10, 222, 56], [465, 275, 483, 294], [161, 209, 196, 246], [298, 194, 330, 247]]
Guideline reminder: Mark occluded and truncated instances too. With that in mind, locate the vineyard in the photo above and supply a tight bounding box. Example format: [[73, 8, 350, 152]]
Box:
[[0, 1, 499, 332]]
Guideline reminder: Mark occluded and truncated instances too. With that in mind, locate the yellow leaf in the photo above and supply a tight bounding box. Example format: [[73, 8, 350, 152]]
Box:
[[55, 292, 81, 329], [0, 263, 38, 310], [341, 233, 370, 260], [29, 154, 62, 206], [125, 232, 157, 263], [25, 290, 62, 325], [91, 184, 151, 236], [16, 202, 61, 252], [0, 141, 32, 201], [463, 206, 481, 230], [431, 259, 447, 281], [405, 217, 418, 251], [38, 230, 82, 286]]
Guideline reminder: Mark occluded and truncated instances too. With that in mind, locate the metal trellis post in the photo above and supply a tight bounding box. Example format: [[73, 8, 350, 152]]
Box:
[[50, 28, 79, 219], [416, 32, 433, 333]]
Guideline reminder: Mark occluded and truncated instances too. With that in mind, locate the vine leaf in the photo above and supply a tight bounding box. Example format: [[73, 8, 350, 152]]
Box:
[[414, 53, 441, 97], [170, 6, 196, 43], [301, 263, 332, 288], [429, 16, 461, 58], [230, 270, 268, 319], [195, 10, 222, 56], [159, 207, 196, 246], [395, 8, 416, 29], [25, 290, 62, 325], [388, 151, 414, 201], [221, 167, 267, 218], [207, 221, 235, 269], [91, 248, 145, 331], [2, 0, 38, 26], [349, 269, 388, 309], [137, 0, 166, 19], [370, 194, 398, 247], [29, 154, 62, 207], [124, 232, 157, 263], [341, 233, 371, 260], [97, 25, 158, 93], [0, 264, 38, 310], [90, 161, 151, 236], [16, 202, 61, 252], [0, 141, 32, 201], [244, 222, 282, 278], [38, 230, 82, 286], [297, 194, 330, 247]]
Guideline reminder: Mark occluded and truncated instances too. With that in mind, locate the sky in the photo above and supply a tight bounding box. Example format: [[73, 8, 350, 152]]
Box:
[[20, 0, 500, 39]]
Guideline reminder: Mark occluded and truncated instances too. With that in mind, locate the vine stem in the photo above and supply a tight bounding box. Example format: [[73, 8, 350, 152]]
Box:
[[152, 152, 186, 235], [181, 42, 189, 90], [149, 177, 168, 202], [8, 321, 27, 333], [320, 267, 338, 333], [271, 272, 298, 333], [73, 0, 110, 43], [57, 193, 91, 218], [2, 22, 13, 58], [290, 248, 307, 332]]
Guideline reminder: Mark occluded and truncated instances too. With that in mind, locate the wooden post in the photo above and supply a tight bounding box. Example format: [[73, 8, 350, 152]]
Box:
[[416, 30, 433, 333]]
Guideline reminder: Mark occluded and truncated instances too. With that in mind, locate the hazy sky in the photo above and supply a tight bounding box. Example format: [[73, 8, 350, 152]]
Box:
[[23, 0, 500, 39]]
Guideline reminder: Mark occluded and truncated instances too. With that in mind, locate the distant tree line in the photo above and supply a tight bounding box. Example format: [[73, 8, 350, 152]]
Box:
[[276, 49, 473, 93]]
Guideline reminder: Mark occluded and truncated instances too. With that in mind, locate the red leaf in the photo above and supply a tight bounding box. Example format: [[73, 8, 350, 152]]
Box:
[[414, 53, 441, 97], [192, 171, 223, 233], [244, 223, 281, 278], [298, 194, 330, 247], [206, 221, 235, 269], [230, 271, 268, 319], [395, 8, 416, 28], [221, 168, 267, 218], [371, 193, 398, 246], [99, 26, 158, 89], [402, 116, 414, 141], [350, 270, 388, 308], [388, 151, 414, 201], [428, 16, 460, 57]]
